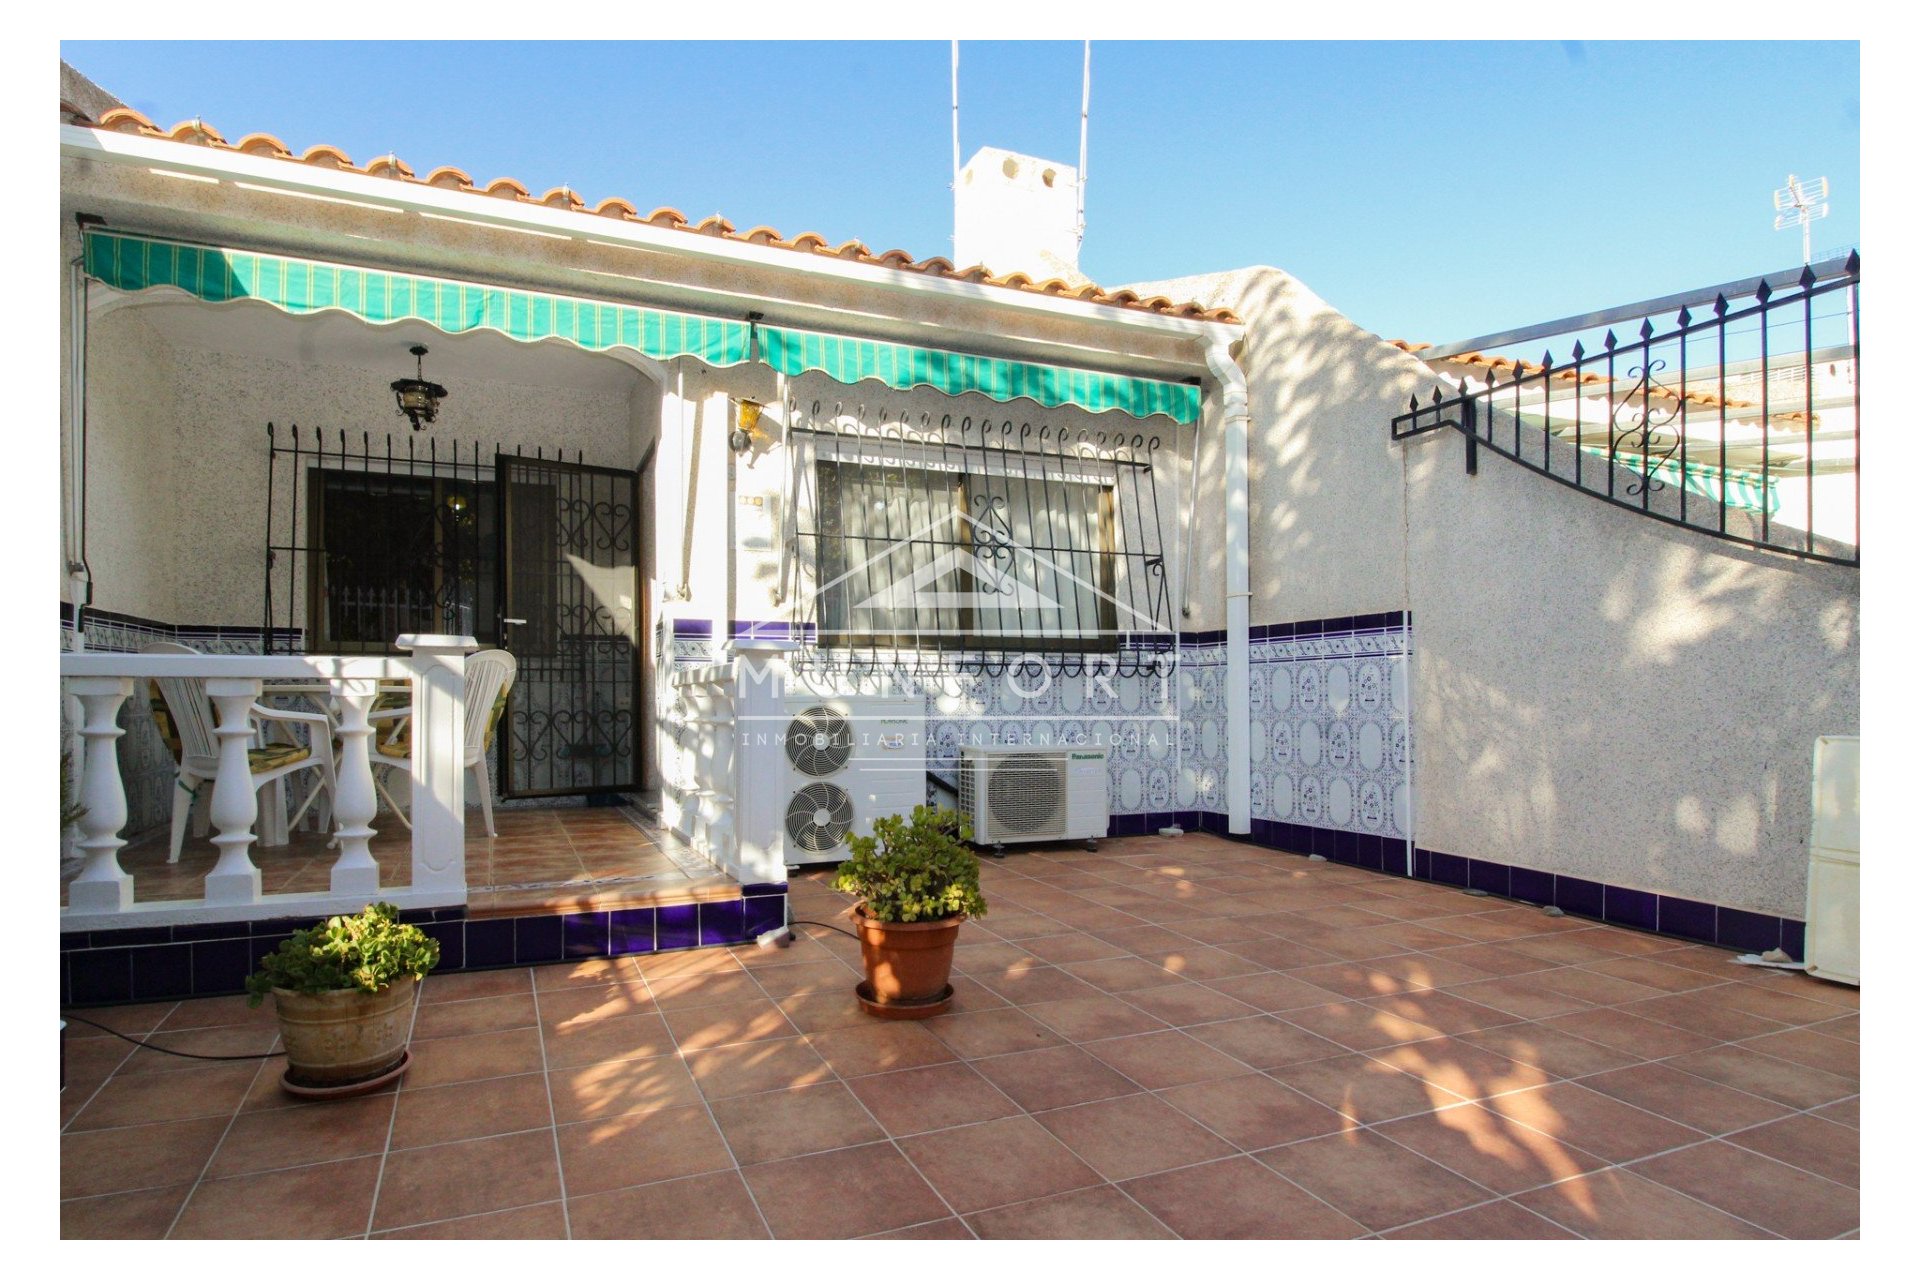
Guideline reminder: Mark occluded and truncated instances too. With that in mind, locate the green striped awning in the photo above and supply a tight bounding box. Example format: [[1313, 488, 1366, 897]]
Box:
[[83, 230, 1201, 423], [760, 326, 1201, 423], [1577, 445, 1778, 513]]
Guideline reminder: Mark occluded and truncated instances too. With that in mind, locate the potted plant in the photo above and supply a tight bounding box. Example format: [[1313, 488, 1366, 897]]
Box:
[[832, 805, 987, 1019], [246, 902, 440, 1097]]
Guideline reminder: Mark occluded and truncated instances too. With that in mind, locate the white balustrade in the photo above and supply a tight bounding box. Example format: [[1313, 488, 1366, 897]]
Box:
[[59, 648, 470, 931]]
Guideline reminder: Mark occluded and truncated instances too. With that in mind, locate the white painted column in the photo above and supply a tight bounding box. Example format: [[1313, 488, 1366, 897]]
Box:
[[203, 676, 265, 905], [67, 676, 134, 913], [728, 639, 793, 885], [397, 635, 474, 899], [1205, 334, 1253, 836], [328, 676, 381, 897]]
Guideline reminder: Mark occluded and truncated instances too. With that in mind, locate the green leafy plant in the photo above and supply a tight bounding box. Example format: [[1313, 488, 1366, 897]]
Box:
[[832, 805, 987, 924], [245, 902, 440, 1006]]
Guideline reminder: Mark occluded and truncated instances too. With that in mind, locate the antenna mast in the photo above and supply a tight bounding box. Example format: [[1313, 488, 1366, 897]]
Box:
[[1077, 40, 1090, 250], [951, 40, 961, 189]]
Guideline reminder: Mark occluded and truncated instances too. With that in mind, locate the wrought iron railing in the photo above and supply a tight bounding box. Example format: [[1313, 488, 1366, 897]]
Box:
[[780, 398, 1183, 680], [1392, 255, 1859, 566]]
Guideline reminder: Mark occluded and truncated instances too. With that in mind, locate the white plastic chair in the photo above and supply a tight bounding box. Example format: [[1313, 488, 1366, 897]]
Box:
[[368, 649, 517, 837], [141, 642, 337, 862]]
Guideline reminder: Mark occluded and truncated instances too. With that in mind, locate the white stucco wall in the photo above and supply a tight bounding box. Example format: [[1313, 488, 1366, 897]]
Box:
[[1132, 265, 1859, 918]]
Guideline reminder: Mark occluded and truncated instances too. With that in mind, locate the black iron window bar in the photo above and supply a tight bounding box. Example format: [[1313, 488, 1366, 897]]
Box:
[[783, 398, 1182, 681], [263, 424, 586, 653], [1391, 255, 1860, 567]]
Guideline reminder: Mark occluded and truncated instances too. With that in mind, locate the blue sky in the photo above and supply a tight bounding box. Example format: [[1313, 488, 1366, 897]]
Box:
[[60, 40, 1859, 344]]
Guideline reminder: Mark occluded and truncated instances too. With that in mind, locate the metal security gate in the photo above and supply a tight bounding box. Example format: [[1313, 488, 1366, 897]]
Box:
[[497, 455, 642, 797]]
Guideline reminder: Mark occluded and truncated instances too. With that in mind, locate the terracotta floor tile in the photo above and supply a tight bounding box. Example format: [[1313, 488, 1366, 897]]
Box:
[[922, 1007, 1066, 1060], [1199, 970, 1339, 1014], [1441, 976, 1593, 1021], [1017, 932, 1129, 964], [413, 992, 538, 1040], [662, 999, 796, 1052], [1723, 1112, 1859, 1187], [174, 1155, 383, 1238], [536, 981, 656, 1029], [1183, 1015, 1348, 1071], [61, 1116, 229, 1199], [392, 1072, 554, 1148], [115, 1025, 283, 1075], [972, 1043, 1144, 1112], [1256, 1128, 1491, 1232], [710, 1081, 885, 1165], [684, 1038, 834, 1100], [1021, 993, 1169, 1043], [1432, 942, 1561, 978], [1361, 990, 1519, 1036], [647, 972, 766, 1010], [531, 956, 641, 990], [405, 1026, 545, 1086], [420, 968, 533, 1004], [634, 947, 745, 980], [901, 1114, 1102, 1216], [973, 963, 1104, 1006], [1121, 1155, 1365, 1239], [1742, 1026, 1859, 1081], [1580, 956, 1732, 994], [1269, 1051, 1462, 1128], [1280, 1000, 1444, 1051], [1082, 1030, 1250, 1090], [968, 1185, 1175, 1239], [545, 1055, 700, 1126], [1457, 1023, 1642, 1081], [743, 1142, 948, 1239], [1036, 1091, 1236, 1180], [1062, 954, 1194, 994], [1536, 1007, 1720, 1060], [1160, 1072, 1347, 1149], [541, 1011, 678, 1070], [1619, 991, 1794, 1041], [62, 1002, 175, 1039], [1217, 936, 1339, 971], [60, 1185, 192, 1240], [373, 1129, 562, 1231], [1380, 1198, 1579, 1239], [1373, 1104, 1608, 1196], [67, 1061, 259, 1131], [1292, 960, 1413, 1001], [1367, 1036, 1554, 1103], [845, 1061, 1021, 1136], [745, 959, 857, 999], [569, 1170, 768, 1239], [774, 990, 885, 1034], [555, 1103, 734, 1197], [1514, 1167, 1773, 1239], [155, 993, 280, 1033], [1120, 980, 1261, 1027], [1810, 1096, 1859, 1128], [1579, 1062, 1791, 1135], [802, 1020, 959, 1077], [1480, 1082, 1706, 1165], [1665, 1044, 1858, 1110], [867, 1217, 976, 1239], [206, 1092, 396, 1178], [375, 1201, 569, 1239]]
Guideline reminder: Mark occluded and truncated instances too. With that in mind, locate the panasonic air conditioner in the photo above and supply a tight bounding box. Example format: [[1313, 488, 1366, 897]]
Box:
[[958, 744, 1110, 852], [780, 697, 925, 865]]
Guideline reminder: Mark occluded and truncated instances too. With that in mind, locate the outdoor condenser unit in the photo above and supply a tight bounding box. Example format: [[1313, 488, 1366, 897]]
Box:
[[780, 697, 925, 866], [1803, 735, 1860, 986], [958, 744, 1110, 851]]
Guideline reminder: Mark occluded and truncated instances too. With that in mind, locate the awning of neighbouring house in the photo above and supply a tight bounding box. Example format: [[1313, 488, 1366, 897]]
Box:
[[82, 230, 1202, 424]]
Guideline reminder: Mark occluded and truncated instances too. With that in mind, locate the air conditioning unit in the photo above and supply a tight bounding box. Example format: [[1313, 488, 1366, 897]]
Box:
[[1803, 735, 1859, 985], [959, 745, 1110, 851], [781, 697, 925, 865]]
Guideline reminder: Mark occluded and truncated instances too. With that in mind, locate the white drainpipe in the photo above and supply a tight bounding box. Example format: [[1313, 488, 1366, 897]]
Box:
[[66, 253, 91, 648], [1204, 333, 1251, 835]]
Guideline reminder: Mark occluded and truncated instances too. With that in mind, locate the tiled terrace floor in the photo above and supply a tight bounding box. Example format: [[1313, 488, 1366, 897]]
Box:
[[62, 805, 730, 917], [59, 834, 1859, 1239]]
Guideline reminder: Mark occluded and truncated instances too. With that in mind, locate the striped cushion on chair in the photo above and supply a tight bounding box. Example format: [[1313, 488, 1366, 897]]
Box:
[[247, 743, 312, 772], [148, 682, 185, 764]]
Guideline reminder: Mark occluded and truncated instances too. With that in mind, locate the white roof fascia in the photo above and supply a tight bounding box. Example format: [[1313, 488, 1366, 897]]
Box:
[[62, 124, 1232, 354]]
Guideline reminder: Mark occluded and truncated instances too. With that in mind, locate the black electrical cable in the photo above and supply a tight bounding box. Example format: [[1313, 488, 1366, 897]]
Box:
[[61, 1014, 287, 1061], [753, 919, 862, 943]]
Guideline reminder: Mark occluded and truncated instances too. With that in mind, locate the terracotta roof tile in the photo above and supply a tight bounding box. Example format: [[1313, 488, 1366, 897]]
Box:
[[69, 108, 1241, 324], [1394, 339, 1806, 420]]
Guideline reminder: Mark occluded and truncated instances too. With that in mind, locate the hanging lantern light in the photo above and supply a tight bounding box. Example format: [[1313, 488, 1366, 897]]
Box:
[[390, 344, 449, 430]]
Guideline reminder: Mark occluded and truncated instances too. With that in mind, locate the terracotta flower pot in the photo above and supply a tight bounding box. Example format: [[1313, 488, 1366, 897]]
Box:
[[272, 979, 420, 1090], [851, 905, 965, 1006]]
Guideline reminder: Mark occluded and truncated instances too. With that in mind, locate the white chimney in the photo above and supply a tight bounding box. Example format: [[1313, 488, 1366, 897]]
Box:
[[953, 146, 1088, 285]]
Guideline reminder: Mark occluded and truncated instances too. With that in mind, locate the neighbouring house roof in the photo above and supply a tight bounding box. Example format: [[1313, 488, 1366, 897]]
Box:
[[1389, 338, 1810, 423], [67, 105, 1242, 326]]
